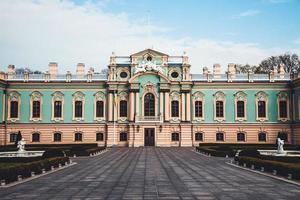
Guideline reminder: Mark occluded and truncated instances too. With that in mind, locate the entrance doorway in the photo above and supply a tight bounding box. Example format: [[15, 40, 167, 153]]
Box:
[[144, 128, 155, 146]]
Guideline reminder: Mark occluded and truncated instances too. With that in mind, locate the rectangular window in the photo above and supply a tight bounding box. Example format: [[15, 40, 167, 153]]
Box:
[[171, 101, 179, 117], [10, 101, 18, 118], [120, 101, 127, 117], [237, 101, 245, 118], [32, 101, 40, 118], [54, 101, 62, 118], [216, 101, 224, 118], [96, 101, 104, 117], [258, 101, 266, 118], [75, 101, 83, 118], [279, 100, 287, 118], [195, 101, 203, 118]]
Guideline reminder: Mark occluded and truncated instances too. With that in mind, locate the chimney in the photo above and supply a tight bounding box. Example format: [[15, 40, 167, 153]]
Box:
[[76, 63, 85, 77], [0, 71, 6, 80], [213, 64, 221, 78], [228, 63, 236, 76], [48, 62, 58, 78]]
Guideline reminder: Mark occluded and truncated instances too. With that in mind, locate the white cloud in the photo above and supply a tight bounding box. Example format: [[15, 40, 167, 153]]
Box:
[[233, 10, 260, 19], [0, 0, 296, 73]]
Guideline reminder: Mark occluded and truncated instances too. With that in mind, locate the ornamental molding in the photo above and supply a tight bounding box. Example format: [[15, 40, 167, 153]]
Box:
[[134, 58, 164, 74], [255, 91, 268, 101], [234, 91, 247, 101], [73, 91, 85, 101], [213, 91, 225, 101]]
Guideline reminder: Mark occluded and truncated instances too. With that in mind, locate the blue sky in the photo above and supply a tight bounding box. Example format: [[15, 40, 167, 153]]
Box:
[[0, 0, 299, 73]]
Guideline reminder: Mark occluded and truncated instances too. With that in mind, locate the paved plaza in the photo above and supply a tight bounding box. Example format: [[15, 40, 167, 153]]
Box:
[[0, 147, 300, 200]]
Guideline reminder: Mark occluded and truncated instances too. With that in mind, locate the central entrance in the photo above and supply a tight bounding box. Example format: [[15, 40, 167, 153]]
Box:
[[144, 128, 155, 146]]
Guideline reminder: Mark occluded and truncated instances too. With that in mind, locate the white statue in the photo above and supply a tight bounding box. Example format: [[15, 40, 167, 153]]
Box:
[[135, 59, 163, 74], [17, 138, 26, 152], [277, 138, 285, 154]]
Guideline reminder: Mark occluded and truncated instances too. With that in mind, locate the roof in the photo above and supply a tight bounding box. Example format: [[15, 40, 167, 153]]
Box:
[[130, 49, 168, 57]]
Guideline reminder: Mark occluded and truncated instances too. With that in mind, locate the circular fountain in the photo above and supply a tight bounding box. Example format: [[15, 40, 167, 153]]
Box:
[[259, 138, 300, 157], [0, 138, 44, 158]]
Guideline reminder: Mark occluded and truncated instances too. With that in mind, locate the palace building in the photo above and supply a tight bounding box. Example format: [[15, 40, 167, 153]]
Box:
[[0, 49, 300, 147]]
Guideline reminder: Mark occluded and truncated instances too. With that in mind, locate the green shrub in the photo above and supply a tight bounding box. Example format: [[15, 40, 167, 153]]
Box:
[[196, 146, 236, 157], [235, 156, 300, 180], [0, 157, 69, 184], [239, 149, 260, 157], [0, 157, 44, 163], [42, 149, 65, 158]]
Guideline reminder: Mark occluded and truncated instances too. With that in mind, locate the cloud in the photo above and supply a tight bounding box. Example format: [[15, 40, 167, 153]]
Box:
[[233, 10, 261, 19], [0, 0, 296, 73]]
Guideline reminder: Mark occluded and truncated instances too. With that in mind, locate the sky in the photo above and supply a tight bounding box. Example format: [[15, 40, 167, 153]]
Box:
[[0, 0, 300, 73]]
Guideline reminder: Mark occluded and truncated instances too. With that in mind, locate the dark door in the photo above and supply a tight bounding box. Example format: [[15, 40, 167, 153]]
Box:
[[144, 128, 155, 146]]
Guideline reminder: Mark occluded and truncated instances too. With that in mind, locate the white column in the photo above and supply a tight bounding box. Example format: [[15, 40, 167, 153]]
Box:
[[113, 93, 117, 122], [181, 93, 186, 121], [108, 93, 113, 121], [135, 92, 139, 121], [129, 92, 135, 121], [159, 92, 164, 121], [165, 92, 169, 121], [186, 92, 191, 121]]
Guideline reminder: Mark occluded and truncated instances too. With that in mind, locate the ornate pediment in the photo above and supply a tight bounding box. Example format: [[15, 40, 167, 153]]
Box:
[[131, 49, 168, 57]]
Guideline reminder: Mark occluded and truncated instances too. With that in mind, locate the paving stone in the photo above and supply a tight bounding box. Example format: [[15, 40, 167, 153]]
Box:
[[0, 147, 299, 199]]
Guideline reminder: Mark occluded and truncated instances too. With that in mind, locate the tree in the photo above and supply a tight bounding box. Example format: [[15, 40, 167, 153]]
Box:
[[235, 64, 257, 74], [100, 68, 108, 75], [15, 67, 42, 74], [15, 131, 22, 146]]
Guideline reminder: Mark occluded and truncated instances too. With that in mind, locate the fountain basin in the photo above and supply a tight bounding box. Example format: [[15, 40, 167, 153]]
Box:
[[258, 150, 300, 157], [0, 151, 44, 157]]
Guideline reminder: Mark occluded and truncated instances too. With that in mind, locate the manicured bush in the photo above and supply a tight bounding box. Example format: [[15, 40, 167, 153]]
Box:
[[235, 156, 300, 180], [0, 157, 44, 163], [0, 157, 69, 184], [66, 147, 106, 157], [238, 149, 260, 157], [196, 146, 236, 157], [42, 149, 65, 158], [258, 155, 300, 163]]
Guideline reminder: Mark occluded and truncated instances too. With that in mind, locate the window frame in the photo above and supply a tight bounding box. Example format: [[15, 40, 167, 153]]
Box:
[[214, 92, 226, 122], [9, 133, 17, 143], [32, 132, 40, 142], [72, 92, 85, 121], [7, 91, 21, 122], [255, 91, 268, 121], [237, 132, 246, 142], [52, 91, 64, 121], [258, 132, 267, 142], [171, 100, 179, 118], [94, 92, 106, 121], [171, 132, 180, 141], [30, 91, 42, 122], [74, 132, 83, 142], [277, 92, 289, 121], [53, 132, 62, 142], [192, 92, 205, 121], [96, 132, 104, 141], [195, 132, 203, 141], [120, 132, 128, 141], [234, 91, 247, 121], [216, 132, 224, 142]]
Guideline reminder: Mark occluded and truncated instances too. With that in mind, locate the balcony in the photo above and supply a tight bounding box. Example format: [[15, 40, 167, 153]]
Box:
[[136, 116, 163, 123]]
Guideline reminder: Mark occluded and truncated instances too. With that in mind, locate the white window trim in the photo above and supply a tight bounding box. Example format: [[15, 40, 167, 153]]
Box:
[[277, 91, 290, 122], [169, 91, 181, 123], [72, 91, 85, 121], [141, 82, 159, 118], [94, 92, 106, 122], [234, 91, 247, 122], [30, 91, 42, 122], [117, 91, 128, 122], [255, 91, 268, 122], [192, 91, 205, 122], [7, 91, 21, 122], [214, 91, 226, 122], [51, 91, 64, 122], [236, 131, 247, 142]]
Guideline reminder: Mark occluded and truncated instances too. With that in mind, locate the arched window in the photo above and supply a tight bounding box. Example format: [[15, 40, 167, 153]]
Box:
[[120, 132, 128, 141], [75, 101, 83, 118], [10, 133, 17, 143], [195, 132, 203, 141], [195, 101, 203, 118], [171, 132, 180, 141], [96, 132, 104, 141], [171, 101, 179, 117], [53, 132, 62, 142], [54, 101, 62, 118], [236, 101, 245, 118], [96, 101, 104, 117], [10, 101, 19, 118], [74, 132, 82, 142], [258, 101, 266, 118], [216, 101, 224, 118], [256, 91, 268, 120], [216, 132, 224, 141], [120, 101, 127, 117], [237, 132, 245, 142], [30, 91, 42, 120], [277, 132, 288, 142], [32, 101, 41, 118], [144, 93, 155, 116], [32, 132, 40, 142], [258, 132, 266, 142]]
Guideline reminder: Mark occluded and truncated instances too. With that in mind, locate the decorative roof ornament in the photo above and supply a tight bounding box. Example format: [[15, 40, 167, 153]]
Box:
[[134, 57, 164, 74]]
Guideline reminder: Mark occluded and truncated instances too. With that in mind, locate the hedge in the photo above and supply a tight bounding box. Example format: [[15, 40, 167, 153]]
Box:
[[65, 147, 106, 157], [196, 146, 236, 157], [0, 157, 69, 184], [235, 156, 300, 180]]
